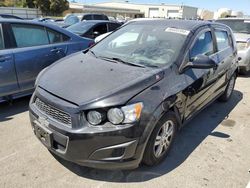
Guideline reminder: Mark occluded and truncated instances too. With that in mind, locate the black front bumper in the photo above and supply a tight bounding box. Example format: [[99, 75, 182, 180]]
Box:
[[29, 91, 143, 170]]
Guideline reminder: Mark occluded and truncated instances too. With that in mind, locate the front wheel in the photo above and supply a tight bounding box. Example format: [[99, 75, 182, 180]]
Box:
[[143, 112, 177, 166], [218, 73, 236, 102]]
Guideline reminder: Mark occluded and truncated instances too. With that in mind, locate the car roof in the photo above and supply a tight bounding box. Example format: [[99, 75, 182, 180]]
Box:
[[128, 19, 226, 32]]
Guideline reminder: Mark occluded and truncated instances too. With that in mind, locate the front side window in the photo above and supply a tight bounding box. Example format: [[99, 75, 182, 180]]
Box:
[[93, 24, 107, 35], [91, 23, 188, 67], [0, 26, 4, 50], [11, 24, 49, 47], [108, 23, 121, 31], [47, 29, 69, 44], [215, 30, 230, 51], [190, 31, 214, 60]]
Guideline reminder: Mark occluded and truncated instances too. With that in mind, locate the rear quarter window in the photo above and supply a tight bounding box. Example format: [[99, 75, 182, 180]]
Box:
[[47, 28, 70, 43]]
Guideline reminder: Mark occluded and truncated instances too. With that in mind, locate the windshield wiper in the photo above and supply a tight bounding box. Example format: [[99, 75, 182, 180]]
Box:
[[99, 56, 146, 68]]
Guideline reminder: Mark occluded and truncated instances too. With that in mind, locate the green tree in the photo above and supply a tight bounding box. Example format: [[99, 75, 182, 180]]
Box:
[[24, 0, 35, 8], [34, 0, 50, 14], [50, 0, 69, 15]]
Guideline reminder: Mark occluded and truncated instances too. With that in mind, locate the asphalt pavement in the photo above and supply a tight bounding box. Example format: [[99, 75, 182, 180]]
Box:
[[0, 76, 250, 188]]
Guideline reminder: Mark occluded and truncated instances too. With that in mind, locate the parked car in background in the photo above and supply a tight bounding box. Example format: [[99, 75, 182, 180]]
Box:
[[216, 18, 250, 74], [0, 19, 93, 102], [30, 19, 238, 169], [56, 14, 110, 28], [33, 17, 56, 23], [0, 14, 23, 20], [67, 20, 121, 39], [77, 13, 109, 21]]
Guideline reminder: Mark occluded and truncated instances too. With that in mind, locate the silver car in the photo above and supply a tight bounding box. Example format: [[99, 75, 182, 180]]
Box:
[[217, 18, 250, 74]]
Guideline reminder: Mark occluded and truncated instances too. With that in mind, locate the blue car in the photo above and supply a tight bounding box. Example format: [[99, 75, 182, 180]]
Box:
[[0, 19, 93, 102]]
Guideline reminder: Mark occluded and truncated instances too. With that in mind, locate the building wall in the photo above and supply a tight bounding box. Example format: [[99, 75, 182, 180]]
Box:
[[0, 7, 42, 19], [95, 2, 197, 19], [182, 6, 198, 19]]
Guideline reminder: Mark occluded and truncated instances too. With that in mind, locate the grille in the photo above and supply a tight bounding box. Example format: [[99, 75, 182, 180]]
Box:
[[35, 98, 72, 126]]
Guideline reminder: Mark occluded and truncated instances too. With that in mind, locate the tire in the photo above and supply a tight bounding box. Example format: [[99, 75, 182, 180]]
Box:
[[218, 73, 236, 102], [142, 112, 178, 166]]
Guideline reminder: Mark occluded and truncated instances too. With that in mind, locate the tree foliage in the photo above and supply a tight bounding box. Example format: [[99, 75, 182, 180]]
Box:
[[0, 0, 69, 15], [34, 0, 69, 15]]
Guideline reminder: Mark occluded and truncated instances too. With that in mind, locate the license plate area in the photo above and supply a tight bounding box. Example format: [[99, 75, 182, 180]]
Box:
[[34, 120, 53, 148]]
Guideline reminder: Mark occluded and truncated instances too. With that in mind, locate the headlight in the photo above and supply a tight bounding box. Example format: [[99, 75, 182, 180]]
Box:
[[86, 102, 143, 126], [107, 102, 143, 125], [107, 108, 124, 125], [122, 103, 143, 124], [87, 111, 103, 125]]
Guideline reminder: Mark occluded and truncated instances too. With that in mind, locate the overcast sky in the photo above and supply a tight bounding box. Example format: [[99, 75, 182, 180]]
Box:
[[74, 0, 250, 14]]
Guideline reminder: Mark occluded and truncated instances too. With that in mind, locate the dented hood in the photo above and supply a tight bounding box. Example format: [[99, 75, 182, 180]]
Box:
[[38, 52, 163, 108]]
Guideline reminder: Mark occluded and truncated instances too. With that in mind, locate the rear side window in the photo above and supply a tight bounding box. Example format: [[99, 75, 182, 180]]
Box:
[[47, 29, 70, 43], [108, 23, 120, 31], [11, 24, 49, 47], [190, 31, 214, 60], [215, 30, 230, 51], [0, 26, 4, 50]]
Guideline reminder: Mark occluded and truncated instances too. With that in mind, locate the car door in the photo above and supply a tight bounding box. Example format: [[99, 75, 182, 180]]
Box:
[[211, 27, 235, 94], [183, 28, 218, 119], [10, 23, 67, 91], [0, 24, 19, 97], [45, 27, 68, 60]]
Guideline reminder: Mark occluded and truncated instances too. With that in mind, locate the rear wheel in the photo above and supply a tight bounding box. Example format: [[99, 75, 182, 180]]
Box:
[[218, 73, 236, 102], [143, 112, 177, 166]]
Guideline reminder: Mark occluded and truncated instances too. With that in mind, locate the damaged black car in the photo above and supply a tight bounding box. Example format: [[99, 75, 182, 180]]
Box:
[[29, 19, 238, 169]]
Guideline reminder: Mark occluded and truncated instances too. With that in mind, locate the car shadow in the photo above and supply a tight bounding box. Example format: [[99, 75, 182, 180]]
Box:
[[0, 96, 30, 122], [53, 90, 243, 183]]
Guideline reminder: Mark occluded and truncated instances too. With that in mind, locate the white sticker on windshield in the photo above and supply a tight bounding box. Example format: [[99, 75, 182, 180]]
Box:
[[244, 20, 250, 23], [165, 27, 190, 35]]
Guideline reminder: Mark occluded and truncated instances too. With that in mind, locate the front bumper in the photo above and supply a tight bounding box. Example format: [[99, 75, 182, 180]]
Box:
[[29, 89, 143, 170]]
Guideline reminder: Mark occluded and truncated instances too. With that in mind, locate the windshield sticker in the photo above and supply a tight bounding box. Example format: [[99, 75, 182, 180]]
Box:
[[165, 27, 190, 35], [244, 20, 250, 23]]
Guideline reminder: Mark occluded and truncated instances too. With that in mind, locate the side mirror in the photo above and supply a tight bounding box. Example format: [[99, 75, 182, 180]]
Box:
[[185, 54, 218, 70]]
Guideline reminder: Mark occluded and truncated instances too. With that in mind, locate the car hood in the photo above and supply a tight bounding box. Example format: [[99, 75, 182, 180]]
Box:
[[234, 33, 250, 42], [38, 52, 164, 109]]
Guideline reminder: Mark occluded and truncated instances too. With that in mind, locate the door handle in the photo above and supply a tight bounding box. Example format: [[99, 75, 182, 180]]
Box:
[[50, 48, 63, 53], [0, 56, 11, 63]]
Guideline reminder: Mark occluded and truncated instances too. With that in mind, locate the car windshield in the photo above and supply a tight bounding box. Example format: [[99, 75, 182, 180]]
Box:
[[217, 20, 250, 34], [90, 22, 188, 68], [67, 22, 95, 35]]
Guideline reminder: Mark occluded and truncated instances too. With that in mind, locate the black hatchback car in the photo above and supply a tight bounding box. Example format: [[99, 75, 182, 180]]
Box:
[[29, 19, 238, 169]]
